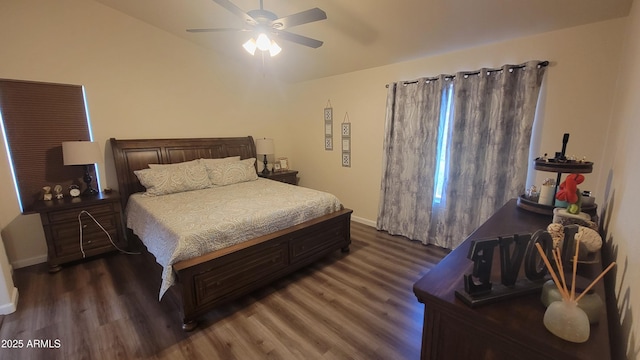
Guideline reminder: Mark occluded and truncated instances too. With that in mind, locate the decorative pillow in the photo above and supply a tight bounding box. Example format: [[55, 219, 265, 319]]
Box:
[[207, 158, 258, 186], [134, 161, 211, 196], [149, 159, 206, 169], [199, 156, 241, 168]]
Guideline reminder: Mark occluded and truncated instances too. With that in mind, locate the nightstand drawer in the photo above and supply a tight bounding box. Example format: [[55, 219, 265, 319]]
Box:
[[47, 203, 115, 223], [53, 232, 115, 258], [50, 213, 118, 257]]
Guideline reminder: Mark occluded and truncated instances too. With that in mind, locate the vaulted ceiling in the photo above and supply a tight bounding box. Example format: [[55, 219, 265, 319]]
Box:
[[94, 0, 632, 82]]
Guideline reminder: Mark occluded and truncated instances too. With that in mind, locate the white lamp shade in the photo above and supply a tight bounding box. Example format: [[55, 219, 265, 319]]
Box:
[[255, 138, 275, 155], [256, 33, 271, 51], [242, 39, 257, 55], [269, 41, 282, 56], [62, 141, 101, 165]]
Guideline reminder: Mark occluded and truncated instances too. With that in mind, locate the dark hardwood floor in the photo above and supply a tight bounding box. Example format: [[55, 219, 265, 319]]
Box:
[[0, 222, 448, 360]]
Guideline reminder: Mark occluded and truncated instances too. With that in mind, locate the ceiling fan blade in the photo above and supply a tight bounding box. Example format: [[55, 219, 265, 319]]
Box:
[[211, 0, 258, 26], [273, 30, 323, 48], [186, 28, 249, 33], [272, 8, 327, 29]]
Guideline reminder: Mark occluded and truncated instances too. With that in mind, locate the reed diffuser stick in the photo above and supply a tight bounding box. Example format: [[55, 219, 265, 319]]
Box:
[[575, 262, 616, 303], [571, 238, 580, 301], [553, 247, 570, 298], [535, 243, 569, 301]]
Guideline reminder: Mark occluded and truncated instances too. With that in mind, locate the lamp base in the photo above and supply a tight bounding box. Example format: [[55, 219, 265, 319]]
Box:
[[82, 164, 99, 196], [82, 187, 99, 196], [261, 154, 270, 175]]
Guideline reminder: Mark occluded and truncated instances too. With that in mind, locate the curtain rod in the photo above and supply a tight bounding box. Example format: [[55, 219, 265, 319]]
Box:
[[385, 60, 549, 88]]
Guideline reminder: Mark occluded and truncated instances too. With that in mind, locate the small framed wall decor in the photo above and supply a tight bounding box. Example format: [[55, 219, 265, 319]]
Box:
[[324, 107, 333, 122], [325, 138, 333, 150], [325, 123, 333, 136], [342, 138, 350, 152], [324, 100, 333, 150], [341, 122, 351, 137], [342, 153, 351, 167], [341, 113, 351, 167]]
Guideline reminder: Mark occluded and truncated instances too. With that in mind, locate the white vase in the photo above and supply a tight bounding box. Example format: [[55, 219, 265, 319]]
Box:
[[543, 299, 590, 343]]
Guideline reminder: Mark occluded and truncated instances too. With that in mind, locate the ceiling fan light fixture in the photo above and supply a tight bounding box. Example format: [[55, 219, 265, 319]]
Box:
[[190, 1, 327, 56], [255, 33, 271, 51], [242, 38, 257, 55], [269, 40, 282, 56], [244, 34, 281, 57]]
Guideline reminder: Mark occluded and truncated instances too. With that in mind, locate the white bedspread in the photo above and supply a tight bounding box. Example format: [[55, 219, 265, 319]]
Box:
[[125, 178, 343, 299]]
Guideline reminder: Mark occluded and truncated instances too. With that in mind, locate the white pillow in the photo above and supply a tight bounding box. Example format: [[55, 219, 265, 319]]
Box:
[[207, 158, 258, 186], [134, 161, 211, 196]]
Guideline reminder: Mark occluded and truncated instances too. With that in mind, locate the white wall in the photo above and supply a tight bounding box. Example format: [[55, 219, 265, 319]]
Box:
[[0, 231, 18, 314], [597, 0, 640, 357]]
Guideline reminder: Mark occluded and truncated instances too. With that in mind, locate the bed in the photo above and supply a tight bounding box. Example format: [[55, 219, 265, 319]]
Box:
[[110, 136, 352, 331]]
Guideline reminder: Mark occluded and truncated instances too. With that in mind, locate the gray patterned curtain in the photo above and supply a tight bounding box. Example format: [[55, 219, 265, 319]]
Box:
[[378, 61, 546, 249], [377, 75, 448, 241]]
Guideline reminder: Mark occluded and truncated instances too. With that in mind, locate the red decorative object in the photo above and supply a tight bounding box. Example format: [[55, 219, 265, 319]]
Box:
[[555, 173, 585, 204]]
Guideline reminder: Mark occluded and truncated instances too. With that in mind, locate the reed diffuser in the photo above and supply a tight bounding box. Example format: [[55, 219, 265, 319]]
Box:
[[535, 240, 615, 343]]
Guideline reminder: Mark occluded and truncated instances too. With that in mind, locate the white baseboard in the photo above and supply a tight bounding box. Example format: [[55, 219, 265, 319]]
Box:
[[351, 215, 376, 228], [11, 254, 47, 269], [0, 287, 19, 315]]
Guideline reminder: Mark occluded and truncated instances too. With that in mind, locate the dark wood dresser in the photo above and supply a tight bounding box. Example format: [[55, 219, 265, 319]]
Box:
[[413, 199, 610, 360], [33, 191, 127, 272]]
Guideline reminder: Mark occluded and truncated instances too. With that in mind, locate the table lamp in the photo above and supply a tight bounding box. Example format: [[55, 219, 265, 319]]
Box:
[[62, 141, 101, 196], [255, 138, 275, 175]]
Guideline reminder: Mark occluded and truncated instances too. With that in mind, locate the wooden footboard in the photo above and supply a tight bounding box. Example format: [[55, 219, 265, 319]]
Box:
[[174, 208, 352, 330]]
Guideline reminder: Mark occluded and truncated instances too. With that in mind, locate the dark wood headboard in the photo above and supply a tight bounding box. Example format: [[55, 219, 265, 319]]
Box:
[[109, 136, 257, 207]]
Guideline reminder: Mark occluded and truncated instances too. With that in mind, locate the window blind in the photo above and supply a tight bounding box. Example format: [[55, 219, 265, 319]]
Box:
[[0, 79, 92, 213]]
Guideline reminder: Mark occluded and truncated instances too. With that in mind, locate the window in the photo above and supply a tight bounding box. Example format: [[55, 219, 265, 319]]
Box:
[[433, 82, 453, 204], [0, 79, 95, 212]]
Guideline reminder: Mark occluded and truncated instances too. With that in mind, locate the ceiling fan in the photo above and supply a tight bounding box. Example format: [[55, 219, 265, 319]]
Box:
[[187, 0, 327, 56]]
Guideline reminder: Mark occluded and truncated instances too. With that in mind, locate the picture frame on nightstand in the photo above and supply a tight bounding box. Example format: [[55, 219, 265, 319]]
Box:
[[277, 157, 289, 171]]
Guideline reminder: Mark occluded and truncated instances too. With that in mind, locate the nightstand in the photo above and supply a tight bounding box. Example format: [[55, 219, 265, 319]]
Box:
[[32, 191, 127, 273], [258, 170, 299, 185]]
